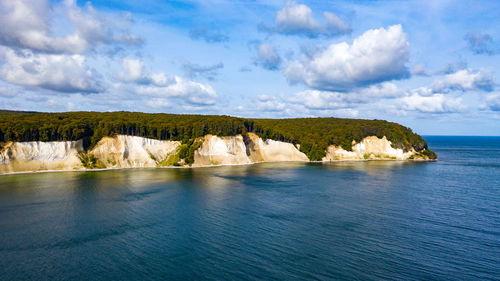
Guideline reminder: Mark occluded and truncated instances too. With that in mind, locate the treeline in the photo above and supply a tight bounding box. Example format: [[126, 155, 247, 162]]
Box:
[[0, 111, 432, 160]]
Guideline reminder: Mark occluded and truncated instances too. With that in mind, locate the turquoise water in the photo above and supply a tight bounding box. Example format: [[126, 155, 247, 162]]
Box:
[[0, 136, 499, 280]]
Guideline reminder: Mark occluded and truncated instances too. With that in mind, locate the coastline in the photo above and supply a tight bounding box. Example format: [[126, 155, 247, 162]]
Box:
[[0, 158, 436, 176]]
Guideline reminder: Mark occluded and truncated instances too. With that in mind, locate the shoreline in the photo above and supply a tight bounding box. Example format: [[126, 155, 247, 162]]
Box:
[[0, 158, 436, 176]]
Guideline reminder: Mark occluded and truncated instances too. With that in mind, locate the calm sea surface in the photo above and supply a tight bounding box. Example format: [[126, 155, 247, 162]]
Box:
[[0, 136, 499, 280]]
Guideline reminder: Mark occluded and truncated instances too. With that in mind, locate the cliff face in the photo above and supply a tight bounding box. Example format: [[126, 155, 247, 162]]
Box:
[[192, 133, 308, 166], [90, 135, 180, 168], [244, 133, 308, 162], [0, 134, 430, 174], [193, 135, 251, 166], [0, 140, 84, 173], [322, 136, 416, 161]]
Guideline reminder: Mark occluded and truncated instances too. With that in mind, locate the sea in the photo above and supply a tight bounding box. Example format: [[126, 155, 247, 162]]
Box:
[[0, 136, 499, 280]]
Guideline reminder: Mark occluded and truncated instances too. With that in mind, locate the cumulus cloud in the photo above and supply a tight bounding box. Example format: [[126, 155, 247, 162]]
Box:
[[252, 42, 282, 71], [137, 76, 217, 106], [260, 1, 350, 38], [465, 32, 497, 55], [399, 94, 465, 113], [253, 82, 400, 116], [284, 25, 410, 91], [118, 58, 218, 107], [264, 73, 478, 116], [0, 0, 142, 54], [252, 91, 360, 118], [255, 94, 286, 112], [289, 90, 347, 110], [284, 82, 402, 111], [0, 48, 103, 93], [484, 94, 500, 111], [119, 58, 149, 83], [432, 68, 494, 92], [182, 61, 224, 80], [347, 82, 404, 102], [189, 28, 229, 43]]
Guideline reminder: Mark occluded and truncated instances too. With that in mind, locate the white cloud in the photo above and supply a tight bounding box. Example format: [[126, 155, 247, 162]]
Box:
[[117, 59, 218, 106], [284, 25, 410, 91], [0, 48, 103, 93], [262, 1, 350, 38], [255, 94, 286, 112], [0, 0, 142, 54], [149, 72, 175, 87], [259, 76, 473, 116], [411, 86, 434, 97], [485, 94, 500, 111], [351, 82, 403, 102], [432, 68, 494, 92], [285, 83, 402, 111], [329, 108, 359, 118], [276, 2, 317, 32], [119, 58, 147, 83], [146, 98, 172, 109], [253, 91, 361, 118], [399, 93, 465, 113], [137, 76, 217, 106], [253, 43, 282, 71], [253, 81, 405, 116], [289, 90, 347, 110]]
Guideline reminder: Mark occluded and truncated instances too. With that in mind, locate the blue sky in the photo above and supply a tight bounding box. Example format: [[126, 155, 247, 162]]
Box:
[[0, 0, 499, 135]]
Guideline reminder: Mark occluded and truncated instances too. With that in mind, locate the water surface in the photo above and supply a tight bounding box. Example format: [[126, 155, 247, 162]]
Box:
[[0, 136, 499, 280]]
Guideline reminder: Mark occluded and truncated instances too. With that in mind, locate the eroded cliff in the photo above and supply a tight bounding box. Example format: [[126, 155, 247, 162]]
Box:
[[192, 133, 309, 166], [193, 135, 251, 166], [0, 140, 84, 173], [0, 133, 432, 174], [90, 135, 181, 168], [244, 133, 308, 162], [322, 136, 418, 161]]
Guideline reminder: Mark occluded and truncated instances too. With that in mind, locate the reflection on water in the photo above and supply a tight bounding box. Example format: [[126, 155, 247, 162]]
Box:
[[0, 138, 499, 280], [0, 160, 421, 195]]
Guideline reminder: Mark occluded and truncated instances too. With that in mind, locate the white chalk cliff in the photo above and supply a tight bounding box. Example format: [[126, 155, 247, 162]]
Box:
[[0, 134, 428, 174], [322, 136, 415, 161], [0, 140, 84, 173], [193, 135, 251, 166], [244, 133, 309, 162], [192, 133, 309, 166], [90, 135, 181, 168]]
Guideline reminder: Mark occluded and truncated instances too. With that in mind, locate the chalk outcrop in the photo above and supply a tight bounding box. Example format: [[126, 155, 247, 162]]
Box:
[[193, 135, 251, 166], [90, 135, 181, 168], [322, 136, 415, 161], [192, 133, 308, 166], [0, 134, 430, 174], [0, 140, 84, 173], [244, 133, 308, 162]]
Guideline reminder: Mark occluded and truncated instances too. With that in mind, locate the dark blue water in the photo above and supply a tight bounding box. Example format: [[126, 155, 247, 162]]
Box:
[[0, 136, 499, 280]]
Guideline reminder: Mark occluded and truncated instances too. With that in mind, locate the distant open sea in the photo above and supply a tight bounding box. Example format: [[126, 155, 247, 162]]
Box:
[[0, 136, 499, 280]]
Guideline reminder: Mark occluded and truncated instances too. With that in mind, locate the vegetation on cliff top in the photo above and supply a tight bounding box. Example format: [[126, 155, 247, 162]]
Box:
[[0, 111, 434, 160]]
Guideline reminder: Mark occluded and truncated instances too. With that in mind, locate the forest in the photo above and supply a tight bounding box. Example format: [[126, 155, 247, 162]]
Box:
[[0, 111, 435, 160]]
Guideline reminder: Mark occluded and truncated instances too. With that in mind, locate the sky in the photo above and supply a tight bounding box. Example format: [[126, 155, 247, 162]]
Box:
[[0, 0, 499, 136]]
